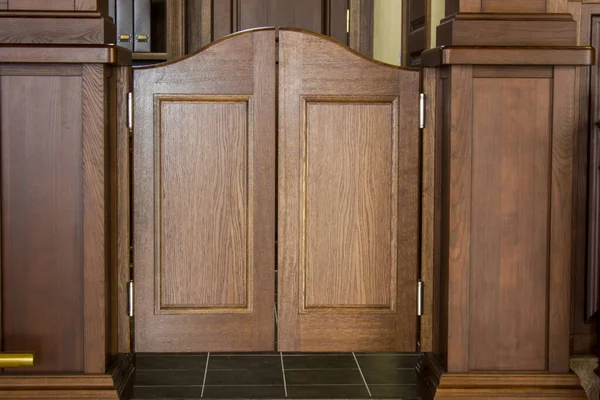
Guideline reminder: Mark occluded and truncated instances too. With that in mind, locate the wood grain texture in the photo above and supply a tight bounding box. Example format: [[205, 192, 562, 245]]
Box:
[[238, 0, 325, 33], [1, 71, 84, 372], [158, 98, 249, 310], [115, 66, 131, 353], [569, 3, 600, 356], [0, 374, 119, 400], [82, 64, 106, 374], [0, 17, 113, 44], [75, 0, 98, 11], [420, 67, 441, 353], [445, 0, 482, 14], [7, 0, 75, 10], [468, 77, 551, 372], [445, 65, 472, 373], [166, 0, 186, 60], [549, 67, 576, 373], [278, 29, 419, 352], [303, 101, 396, 309], [349, 0, 373, 57], [422, 46, 593, 66], [326, 0, 349, 45], [0, 45, 130, 64], [133, 29, 275, 352], [547, 0, 568, 13], [186, 0, 211, 53], [481, 0, 546, 12], [0, 0, 7, 9], [435, 15, 577, 47]]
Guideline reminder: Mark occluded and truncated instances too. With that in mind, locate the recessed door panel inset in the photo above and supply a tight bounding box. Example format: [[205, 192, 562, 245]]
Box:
[[134, 29, 276, 352], [303, 100, 397, 312], [278, 29, 420, 352], [157, 97, 250, 313]]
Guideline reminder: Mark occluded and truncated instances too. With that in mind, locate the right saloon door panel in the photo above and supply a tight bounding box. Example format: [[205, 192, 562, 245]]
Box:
[[278, 29, 421, 352]]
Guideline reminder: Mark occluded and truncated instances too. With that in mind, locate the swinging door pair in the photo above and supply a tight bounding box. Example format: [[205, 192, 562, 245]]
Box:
[[133, 28, 420, 353]]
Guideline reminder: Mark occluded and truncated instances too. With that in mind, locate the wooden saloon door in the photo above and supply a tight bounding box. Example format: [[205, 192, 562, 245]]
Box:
[[278, 29, 420, 352], [133, 29, 276, 352]]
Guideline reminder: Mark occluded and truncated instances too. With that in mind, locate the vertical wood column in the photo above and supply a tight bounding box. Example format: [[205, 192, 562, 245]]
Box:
[[418, 46, 592, 400]]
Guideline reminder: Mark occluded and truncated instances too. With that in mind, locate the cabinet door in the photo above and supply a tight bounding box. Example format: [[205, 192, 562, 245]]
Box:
[[278, 29, 420, 352], [213, 0, 349, 46], [133, 29, 276, 352]]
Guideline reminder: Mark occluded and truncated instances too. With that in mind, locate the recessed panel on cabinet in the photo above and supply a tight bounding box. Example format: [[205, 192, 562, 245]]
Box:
[[468, 76, 552, 372], [1, 74, 84, 372]]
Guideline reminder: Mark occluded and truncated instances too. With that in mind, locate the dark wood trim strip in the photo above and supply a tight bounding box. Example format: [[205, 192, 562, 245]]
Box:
[[420, 67, 440, 353], [548, 66, 576, 374], [446, 65, 472, 373], [82, 64, 106, 374], [166, 0, 186, 60], [0, 45, 131, 64], [115, 65, 131, 353], [422, 46, 594, 67]]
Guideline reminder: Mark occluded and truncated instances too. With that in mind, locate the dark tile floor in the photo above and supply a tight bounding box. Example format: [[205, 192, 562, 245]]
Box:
[[132, 352, 425, 399]]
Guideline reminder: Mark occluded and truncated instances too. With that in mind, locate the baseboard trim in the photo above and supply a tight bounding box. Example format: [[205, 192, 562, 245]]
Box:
[[0, 354, 134, 400], [417, 353, 588, 399], [0, 374, 118, 399]]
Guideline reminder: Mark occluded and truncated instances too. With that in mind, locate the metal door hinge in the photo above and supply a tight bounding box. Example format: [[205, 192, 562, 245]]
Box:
[[127, 280, 134, 317], [346, 9, 350, 33], [419, 93, 426, 129], [127, 92, 133, 130], [417, 280, 423, 316]]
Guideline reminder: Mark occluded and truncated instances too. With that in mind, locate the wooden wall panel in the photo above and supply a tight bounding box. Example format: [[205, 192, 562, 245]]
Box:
[[159, 100, 248, 310], [304, 102, 395, 309], [468, 77, 551, 372], [481, 0, 546, 13], [0, 1, 7, 10], [0, 71, 84, 373], [239, 0, 325, 33], [445, 0, 481, 15], [7, 0, 75, 10]]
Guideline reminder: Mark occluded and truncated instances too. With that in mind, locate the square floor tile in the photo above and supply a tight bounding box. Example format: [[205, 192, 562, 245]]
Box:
[[354, 353, 420, 370], [208, 354, 281, 370], [285, 368, 364, 385], [133, 385, 204, 399], [204, 368, 284, 386], [286, 384, 370, 398], [283, 354, 357, 369], [361, 368, 418, 385], [202, 385, 286, 398], [136, 353, 207, 371], [368, 384, 421, 398], [135, 370, 205, 386]]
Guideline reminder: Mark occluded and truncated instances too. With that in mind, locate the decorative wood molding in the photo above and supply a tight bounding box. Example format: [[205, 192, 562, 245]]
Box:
[[436, 12, 576, 46], [422, 46, 594, 66], [0, 12, 115, 45], [417, 353, 588, 399], [0, 374, 119, 399], [0, 44, 131, 64]]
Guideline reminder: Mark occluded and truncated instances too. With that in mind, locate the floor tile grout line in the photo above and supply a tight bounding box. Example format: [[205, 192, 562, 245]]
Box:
[[353, 352, 372, 398], [200, 352, 210, 398], [280, 352, 288, 397]]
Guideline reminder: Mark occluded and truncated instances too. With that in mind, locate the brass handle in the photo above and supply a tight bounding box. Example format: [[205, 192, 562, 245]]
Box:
[[0, 353, 34, 368]]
